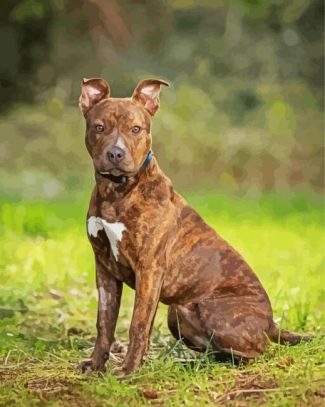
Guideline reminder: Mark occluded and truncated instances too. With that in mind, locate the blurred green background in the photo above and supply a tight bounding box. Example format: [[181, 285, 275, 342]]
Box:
[[0, 0, 323, 197]]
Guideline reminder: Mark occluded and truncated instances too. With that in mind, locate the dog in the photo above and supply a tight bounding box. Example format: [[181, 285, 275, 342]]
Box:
[[78, 77, 312, 376]]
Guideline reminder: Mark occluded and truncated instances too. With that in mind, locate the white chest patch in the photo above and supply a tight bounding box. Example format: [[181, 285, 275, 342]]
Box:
[[87, 216, 127, 260]]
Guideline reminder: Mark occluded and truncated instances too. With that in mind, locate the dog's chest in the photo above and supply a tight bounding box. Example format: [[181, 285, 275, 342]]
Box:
[[87, 216, 126, 261]]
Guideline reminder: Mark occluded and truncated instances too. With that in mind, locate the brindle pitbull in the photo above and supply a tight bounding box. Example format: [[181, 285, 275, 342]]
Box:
[[79, 78, 312, 376]]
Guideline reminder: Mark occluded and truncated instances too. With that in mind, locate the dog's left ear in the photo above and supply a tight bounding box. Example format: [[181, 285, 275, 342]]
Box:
[[132, 79, 169, 116]]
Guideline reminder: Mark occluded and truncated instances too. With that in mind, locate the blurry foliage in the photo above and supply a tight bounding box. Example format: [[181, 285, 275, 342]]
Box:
[[0, 0, 323, 193]]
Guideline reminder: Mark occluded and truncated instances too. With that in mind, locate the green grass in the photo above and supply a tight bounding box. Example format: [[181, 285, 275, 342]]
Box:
[[0, 191, 324, 406]]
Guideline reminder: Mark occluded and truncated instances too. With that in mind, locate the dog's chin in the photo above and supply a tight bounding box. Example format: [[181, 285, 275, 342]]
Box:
[[106, 168, 124, 176]]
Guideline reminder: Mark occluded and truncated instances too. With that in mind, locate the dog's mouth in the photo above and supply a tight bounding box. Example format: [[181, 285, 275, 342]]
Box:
[[96, 168, 139, 184], [96, 151, 152, 181], [97, 167, 137, 178]]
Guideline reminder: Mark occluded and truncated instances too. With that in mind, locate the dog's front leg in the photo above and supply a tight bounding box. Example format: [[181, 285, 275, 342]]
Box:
[[113, 269, 163, 376], [80, 254, 122, 373]]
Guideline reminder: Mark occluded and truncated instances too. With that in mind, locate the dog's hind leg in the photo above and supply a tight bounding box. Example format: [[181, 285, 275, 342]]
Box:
[[167, 303, 245, 363], [167, 304, 210, 352], [197, 296, 273, 360]]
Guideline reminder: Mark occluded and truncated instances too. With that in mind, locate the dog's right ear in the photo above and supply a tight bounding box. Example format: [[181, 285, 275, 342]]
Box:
[[79, 78, 110, 116]]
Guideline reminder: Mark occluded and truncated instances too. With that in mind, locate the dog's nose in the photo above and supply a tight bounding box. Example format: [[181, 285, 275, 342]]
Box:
[[107, 146, 125, 164]]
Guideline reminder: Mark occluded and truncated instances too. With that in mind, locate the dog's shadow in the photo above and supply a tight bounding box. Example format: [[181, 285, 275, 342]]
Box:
[[158, 339, 244, 371]]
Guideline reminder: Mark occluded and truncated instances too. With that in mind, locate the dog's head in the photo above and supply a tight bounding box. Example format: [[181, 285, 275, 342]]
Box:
[[79, 78, 169, 177]]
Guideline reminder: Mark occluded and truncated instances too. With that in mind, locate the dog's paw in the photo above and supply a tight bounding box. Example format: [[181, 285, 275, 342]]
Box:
[[111, 340, 127, 355], [111, 365, 129, 378], [79, 359, 106, 374]]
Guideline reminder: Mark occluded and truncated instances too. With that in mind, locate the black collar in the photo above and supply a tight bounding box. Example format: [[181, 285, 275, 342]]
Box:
[[97, 150, 153, 184]]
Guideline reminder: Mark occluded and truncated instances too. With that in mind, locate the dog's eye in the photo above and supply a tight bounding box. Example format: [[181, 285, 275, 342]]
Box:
[[131, 126, 141, 135], [95, 124, 105, 133]]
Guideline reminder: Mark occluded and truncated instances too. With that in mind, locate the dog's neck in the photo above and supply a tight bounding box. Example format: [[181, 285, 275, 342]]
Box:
[[94, 154, 155, 202], [95, 172, 140, 202]]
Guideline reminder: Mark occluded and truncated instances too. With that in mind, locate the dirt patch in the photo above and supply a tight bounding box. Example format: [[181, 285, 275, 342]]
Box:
[[209, 372, 278, 405], [0, 361, 102, 407], [208, 371, 325, 406]]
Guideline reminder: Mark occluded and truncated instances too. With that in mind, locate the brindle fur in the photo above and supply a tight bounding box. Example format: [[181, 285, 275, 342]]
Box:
[[78, 77, 313, 376]]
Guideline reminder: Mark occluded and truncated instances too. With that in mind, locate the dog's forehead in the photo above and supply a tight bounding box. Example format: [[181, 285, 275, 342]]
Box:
[[88, 98, 149, 124]]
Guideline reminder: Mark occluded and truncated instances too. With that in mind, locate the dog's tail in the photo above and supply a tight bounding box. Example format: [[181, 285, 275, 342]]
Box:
[[267, 322, 314, 345]]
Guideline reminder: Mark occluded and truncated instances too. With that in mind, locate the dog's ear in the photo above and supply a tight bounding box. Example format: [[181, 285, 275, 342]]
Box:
[[79, 78, 110, 115], [132, 79, 169, 116]]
